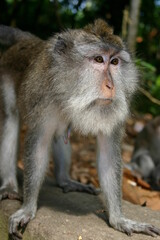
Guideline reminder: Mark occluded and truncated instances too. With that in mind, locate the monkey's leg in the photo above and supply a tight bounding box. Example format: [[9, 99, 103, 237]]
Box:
[[97, 131, 160, 237], [151, 163, 160, 190], [0, 75, 20, 200], [9, 126, 52, 239], [53, 136, 98, 194]]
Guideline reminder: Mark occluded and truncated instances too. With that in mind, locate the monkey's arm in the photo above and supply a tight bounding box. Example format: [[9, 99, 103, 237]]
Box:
[[0, 73, 20, 201], [9, 124, 54, 239], [97, 131, 160, 237], [52, 136, 98, 194]]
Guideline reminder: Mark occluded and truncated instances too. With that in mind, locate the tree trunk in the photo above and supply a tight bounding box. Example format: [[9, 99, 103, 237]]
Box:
[[127, 0, 141, 53]]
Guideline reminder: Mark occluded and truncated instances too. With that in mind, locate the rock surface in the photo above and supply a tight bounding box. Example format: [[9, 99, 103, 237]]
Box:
[[0, 176, 160, 240]]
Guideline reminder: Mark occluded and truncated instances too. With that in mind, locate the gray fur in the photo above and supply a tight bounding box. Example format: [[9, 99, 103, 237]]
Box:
[[0, 73, 19, 199], [0, 25, 36, 46]]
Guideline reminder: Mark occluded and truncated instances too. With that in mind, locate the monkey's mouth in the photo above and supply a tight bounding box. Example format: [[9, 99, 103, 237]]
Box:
[[95, 98, 113, 105]]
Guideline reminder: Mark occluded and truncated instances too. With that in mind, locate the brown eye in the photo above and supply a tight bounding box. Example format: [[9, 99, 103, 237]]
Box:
[[94, 56, 104, 63], [111, 58, 119, 65]]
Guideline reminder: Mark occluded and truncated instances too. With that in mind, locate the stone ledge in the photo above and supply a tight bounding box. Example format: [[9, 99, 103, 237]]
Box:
[[0, 177, 160, 240]]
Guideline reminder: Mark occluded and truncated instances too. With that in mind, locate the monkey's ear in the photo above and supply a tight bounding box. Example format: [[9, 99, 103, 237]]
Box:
[[54, 36, 68, 54]]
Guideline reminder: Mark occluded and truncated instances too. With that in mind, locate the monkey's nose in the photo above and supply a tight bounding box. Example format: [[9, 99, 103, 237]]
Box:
[[101, 79, 115, 100], [105, 76, 114, 90], [106, 83, 114, 90]]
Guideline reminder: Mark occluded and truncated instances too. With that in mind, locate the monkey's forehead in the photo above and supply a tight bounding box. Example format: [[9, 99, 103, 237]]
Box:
[[83, 19, 124, 49], [52, 25, 127, 59], [72, 27, 121, 42], [65, 28, 124, 52], [72, 32, 125, 57], [53, 19, 124, 51], [85, 31, 123, 49]]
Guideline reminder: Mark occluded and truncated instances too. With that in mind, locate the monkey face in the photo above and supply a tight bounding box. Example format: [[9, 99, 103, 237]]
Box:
[[54, 47, 137, 135], [52, 22, 138, 135], [64, 52, 135, 134]]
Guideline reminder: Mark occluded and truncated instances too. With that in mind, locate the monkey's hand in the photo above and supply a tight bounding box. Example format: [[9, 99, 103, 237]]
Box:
[[0, 185, 22, 201], [9, 207, 36, 240], [58, 179, 100, 195], [110, 217, 160, 237]]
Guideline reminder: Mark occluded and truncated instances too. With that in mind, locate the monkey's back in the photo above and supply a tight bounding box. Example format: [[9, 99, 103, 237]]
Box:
[[0, 37, 44, 89], [0, 36, 49, 125]]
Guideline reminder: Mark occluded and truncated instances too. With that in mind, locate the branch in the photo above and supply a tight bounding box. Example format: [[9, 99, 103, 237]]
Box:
[[139, 87, 160, 106]]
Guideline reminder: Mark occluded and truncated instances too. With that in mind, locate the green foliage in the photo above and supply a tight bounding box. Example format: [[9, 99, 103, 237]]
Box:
[[135, 59, 160, 115], [0, 0, 129, 37], [137, 0, 160, 74]]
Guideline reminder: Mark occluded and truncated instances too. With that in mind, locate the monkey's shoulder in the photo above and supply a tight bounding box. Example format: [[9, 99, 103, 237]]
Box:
[[1, 37, 45, 72]]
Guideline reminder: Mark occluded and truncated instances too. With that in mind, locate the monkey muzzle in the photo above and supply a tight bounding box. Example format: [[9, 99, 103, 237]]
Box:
[[96, 98, 113, 105]]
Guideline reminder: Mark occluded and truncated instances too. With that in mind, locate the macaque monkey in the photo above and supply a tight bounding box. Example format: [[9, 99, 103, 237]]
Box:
[[130, 116, 160, 189], [0, 20, 160, 239]]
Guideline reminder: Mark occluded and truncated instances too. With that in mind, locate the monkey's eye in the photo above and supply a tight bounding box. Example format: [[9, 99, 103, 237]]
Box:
[[94, 56, 104, 63], [111, 58, 119, 65]]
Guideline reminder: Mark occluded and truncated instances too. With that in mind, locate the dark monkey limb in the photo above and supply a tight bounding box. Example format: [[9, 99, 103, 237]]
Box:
[[0, 20, 159, 239], [52, 136, 98, 194]]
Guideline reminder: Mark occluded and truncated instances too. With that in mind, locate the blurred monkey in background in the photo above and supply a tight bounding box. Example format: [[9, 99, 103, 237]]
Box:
[[130, 116, 160, 190]]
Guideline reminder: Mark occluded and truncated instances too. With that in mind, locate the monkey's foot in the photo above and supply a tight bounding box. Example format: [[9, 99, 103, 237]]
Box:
[[58, 179, 100, 195], [0, 186, 22, 201], [110, 217, 160, 237], [9, 208, 36, 240]]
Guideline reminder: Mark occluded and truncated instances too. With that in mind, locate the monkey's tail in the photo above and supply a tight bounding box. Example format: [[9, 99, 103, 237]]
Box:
[[0, 25, 35, 46]]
